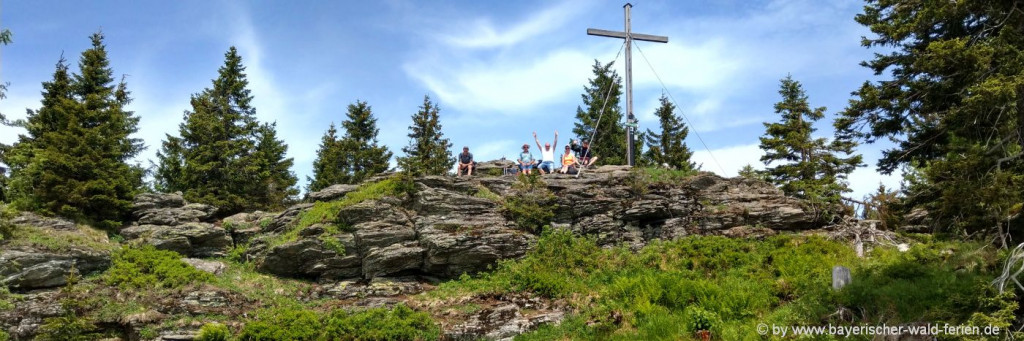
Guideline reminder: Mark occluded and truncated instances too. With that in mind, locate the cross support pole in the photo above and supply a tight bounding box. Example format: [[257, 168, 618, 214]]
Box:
[[587, 3, 668, 167]]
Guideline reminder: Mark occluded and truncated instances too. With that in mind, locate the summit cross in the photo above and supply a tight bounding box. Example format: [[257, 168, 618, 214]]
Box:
[[587, 3, 668, 167]]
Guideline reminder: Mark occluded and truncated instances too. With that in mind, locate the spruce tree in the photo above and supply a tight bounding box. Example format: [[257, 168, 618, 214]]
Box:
[[340, 100, 392, 184], [155, 47, 293, 214], [759, 76, 862, 213], [5, 33, 144, 228], [837, 0, 1024, 234], [249, 123, 298, 210], [643, 94, 694, 171], [573, 60, 627, 165], [307, 123, 347, 192], [398, 95, 453, 176]]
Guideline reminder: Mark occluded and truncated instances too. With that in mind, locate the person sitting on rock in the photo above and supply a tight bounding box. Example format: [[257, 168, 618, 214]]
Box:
[[518, 144, 536, 175], [559, 145, 580, 174], [533, 130, 558, 174], [570, 139, 598, 167], [457, 146, 475, 176]]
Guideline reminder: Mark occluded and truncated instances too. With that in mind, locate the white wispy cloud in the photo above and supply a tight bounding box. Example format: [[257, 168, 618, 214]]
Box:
[[437, 1, 587, 49]]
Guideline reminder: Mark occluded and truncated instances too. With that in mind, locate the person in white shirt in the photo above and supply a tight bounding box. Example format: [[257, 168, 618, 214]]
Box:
[[533, 130, 558, 174]]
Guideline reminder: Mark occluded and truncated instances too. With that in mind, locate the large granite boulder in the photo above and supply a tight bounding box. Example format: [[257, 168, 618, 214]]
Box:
[[123, 193, 232, 258], [121, 223, 232, 258], [306, 184, 359, 202]]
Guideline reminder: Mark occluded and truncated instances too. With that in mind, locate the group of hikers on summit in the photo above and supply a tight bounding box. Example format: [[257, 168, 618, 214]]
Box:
[[457, 131, 597, 176]]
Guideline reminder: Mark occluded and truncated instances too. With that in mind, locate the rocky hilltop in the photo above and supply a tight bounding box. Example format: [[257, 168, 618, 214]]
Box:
[[241, 167, 820, 282], [0, 166, 830, 340]]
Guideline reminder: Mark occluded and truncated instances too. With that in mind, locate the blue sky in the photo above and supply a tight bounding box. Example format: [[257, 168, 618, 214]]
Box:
[[0, 0, 900, 198]]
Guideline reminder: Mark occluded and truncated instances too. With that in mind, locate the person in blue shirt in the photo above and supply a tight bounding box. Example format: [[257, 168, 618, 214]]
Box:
[[457, 146, 475, 176], [518, 144, 535, 175]]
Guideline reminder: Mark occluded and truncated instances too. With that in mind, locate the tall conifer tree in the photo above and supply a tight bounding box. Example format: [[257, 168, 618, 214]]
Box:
[[837, 0, 1024, 234], [340, 100, 392, 184], [156, 47, 295, 214], [250, 123, 298, 209], [759, 76, 862, 213], [5, 33, 144, 228], [307, 123, 347, 192], [398, 95, 453, 176], [573, 60, 627, 165], [643, 94, 694, 171]]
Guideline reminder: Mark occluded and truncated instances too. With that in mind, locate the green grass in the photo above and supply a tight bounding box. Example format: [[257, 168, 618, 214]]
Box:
[[2, 224, 115, 253], [423, 229, 1018, 340], [474, 185, 501, 202], [637, 167, 701, 184], [209, 260, 315, 308], [0, 285, 15, 311], [235, 304, 440, 341]]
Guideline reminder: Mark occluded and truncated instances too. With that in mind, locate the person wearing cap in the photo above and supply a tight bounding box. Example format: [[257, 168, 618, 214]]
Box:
[[518, 143, 536, 175], [571, 139, 598, 167], [457, 146, 475, 176], [559, 145, 580, 174], [533, 130, 558, 174]]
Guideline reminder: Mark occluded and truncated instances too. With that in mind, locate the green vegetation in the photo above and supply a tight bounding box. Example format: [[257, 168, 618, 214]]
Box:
[[835, 0, 1024, 235], [104, 246, 213, 289], [267, 175, 414, 252], [501, 175, 556, 233], [0, 285, 14, 311], [397, 95, 454, 176], [236, 304, 439, 341], [573, 60, 626, 165], [307, 101, 393, 192], [37, 269, 101, 341], [210, 259, 316, 308], [321, 304, 440, 341], [428, 229, 1018, 340], [759, 76, 862, 216], [474, 185, 501, 202], [643, 94, 696, 171], [0, 204, 16, 241], [154, 46, 298, 215], [196, 322, 231, 341], [2, 224, 114, 253], [2, 32, 144, 230]]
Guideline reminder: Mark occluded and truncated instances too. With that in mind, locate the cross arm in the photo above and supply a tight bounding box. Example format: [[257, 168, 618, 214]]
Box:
[[586, 28, 668, 43]]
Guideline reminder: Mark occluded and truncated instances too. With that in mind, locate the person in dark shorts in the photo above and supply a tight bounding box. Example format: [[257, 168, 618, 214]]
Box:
[[571, 139, 599, 167], [458, 146, 475, 176], [559, 145, 580, 174]]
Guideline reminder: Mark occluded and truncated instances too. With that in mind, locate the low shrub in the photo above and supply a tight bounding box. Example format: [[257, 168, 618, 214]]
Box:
[[322, 304, 440, 340], [0, 285, 13, 311], [196, 322, 231, 341], [237, 307, 322, 341], [501, 175, 556, 233], [36, 269, 100, 341], [104, 245, 213, 289], [432, 230, 1017, 340], [0, 204, 15, 241], [236, 305, 439, 341]]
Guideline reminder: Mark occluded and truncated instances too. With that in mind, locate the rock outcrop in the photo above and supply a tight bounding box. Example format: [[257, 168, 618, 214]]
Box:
[[252, 168, 822, 282], [121, 192, 232, 258], [0, 213, 113, 290]]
